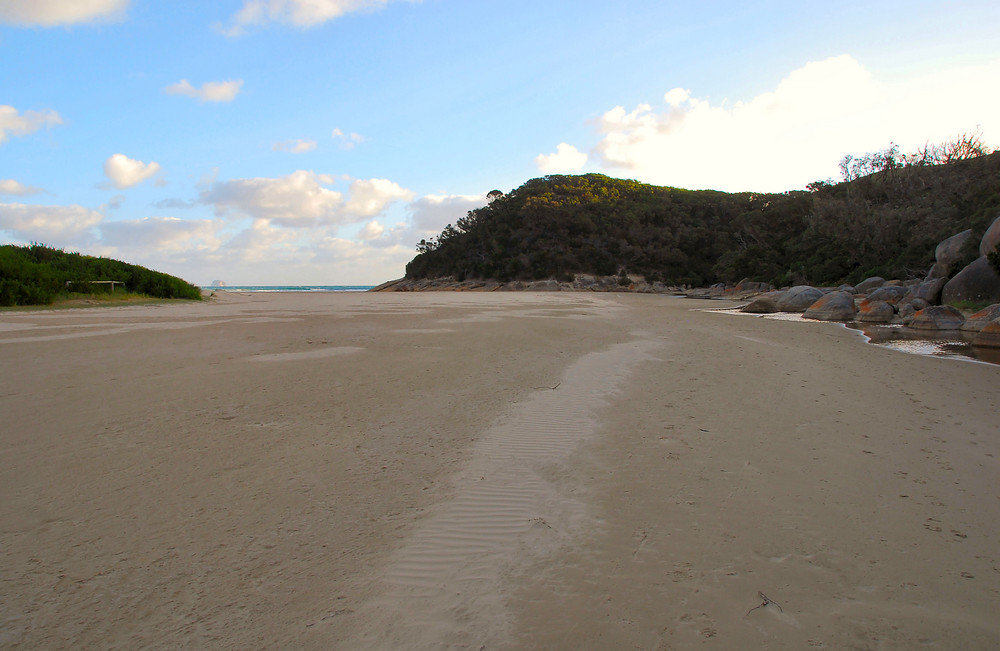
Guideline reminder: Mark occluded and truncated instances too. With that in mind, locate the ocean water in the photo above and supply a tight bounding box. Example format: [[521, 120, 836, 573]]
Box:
[[203, 285, 374, 292]]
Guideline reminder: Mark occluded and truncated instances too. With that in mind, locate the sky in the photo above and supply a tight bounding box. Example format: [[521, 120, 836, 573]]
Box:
[[2, 0, 999, 286]]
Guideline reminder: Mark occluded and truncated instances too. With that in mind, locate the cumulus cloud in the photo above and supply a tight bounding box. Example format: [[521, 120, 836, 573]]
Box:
[[332, 128, 364, 149], [164, 79, 243, 103], [589, 55, 884, 191], [0, 179, 43, 196], [407, 193, 485, 233], [561, 54, 1000, 192], [100, 216, 223, 253], [199, 170, 414, 228], [0, 0, 128, 26], [201, 171, 343, 226], [536, 142, 588, 174], [345, 178, 414, 217], [359, 220, 385, 240], [224, 0, 414, 34], [272, 139, 318, 153], [0, 202, 103, 242], [220, 219, 303, 263], [103, 153, 161, 189], [0, 105, 63, 144]]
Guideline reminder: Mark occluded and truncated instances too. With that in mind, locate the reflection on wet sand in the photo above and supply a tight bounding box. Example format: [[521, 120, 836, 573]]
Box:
[[851, 323, 1000, 366]]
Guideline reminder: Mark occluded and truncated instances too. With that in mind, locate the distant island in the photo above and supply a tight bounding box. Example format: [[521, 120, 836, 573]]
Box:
[[393, 135, 1000, 292], [0, 244, 202, 306]]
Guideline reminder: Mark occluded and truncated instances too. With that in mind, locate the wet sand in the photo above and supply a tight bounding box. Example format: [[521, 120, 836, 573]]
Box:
[[2, 292, 998, 648]]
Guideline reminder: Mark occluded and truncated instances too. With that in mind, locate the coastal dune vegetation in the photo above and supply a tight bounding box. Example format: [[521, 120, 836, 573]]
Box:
[[405, 134, 1000, 288], [0, 243, 202, 306]]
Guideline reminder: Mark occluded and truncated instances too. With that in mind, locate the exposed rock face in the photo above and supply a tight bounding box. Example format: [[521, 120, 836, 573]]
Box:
[[803, 291, 857, 321], [979, 215, 1000, 257], [935, 229, 974, 273], [855, 276, 886, 294], [902, 278, 946, 305], [837, 284, 855, 293], [371, 277, 503, 292], [960, 304, 1000, 332], [372, 274, 689, 293], [734, 278, 773, 294], [972, 319, 1000, 349], [909, 305, 965, 330], [740, 294, 780, 314], [942, 256, 1000, 305], [529, 279, 562, 291], [926, 262, 950, 280], [856, 300, 895, 323], [776, 285, 825, 312], [866, 285, 907, 305]]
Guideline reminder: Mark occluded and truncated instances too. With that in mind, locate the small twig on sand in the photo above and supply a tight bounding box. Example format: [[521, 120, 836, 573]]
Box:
[[746, 591, 783, 616], [532, 382, 561, 390]]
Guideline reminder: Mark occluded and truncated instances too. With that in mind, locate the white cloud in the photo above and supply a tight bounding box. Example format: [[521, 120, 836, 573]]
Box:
[[201, 171, 343, 227], [164, 79, 243, 103], [536, 142, 588, 174], [663, 88, 690, 107], [345, 178, 414, 217], [332, 128, 365, 149], [0, 179, 43, 196], [103, 153, 161, 189], [224, 0, 414, 34], [566, 54, 1000, 192], [199, 171, 415, 227], [407, 193, 485, 234], [0, 0, 128, 26], [221, 219, 304, 263], [0, 202, 103, 242], [100, 217, 224, 254], [0, 105, 63, 144], [359, 220, 385, 240], [272, 139, 318, 153]]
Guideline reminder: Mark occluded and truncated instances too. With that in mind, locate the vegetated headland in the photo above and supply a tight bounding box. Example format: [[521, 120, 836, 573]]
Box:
[[379, 134, 1000, 294], [0, 244, 202, 306]]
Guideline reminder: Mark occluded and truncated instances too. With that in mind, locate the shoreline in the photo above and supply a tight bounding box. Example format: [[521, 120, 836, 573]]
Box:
[[3, 292, 998, 648]]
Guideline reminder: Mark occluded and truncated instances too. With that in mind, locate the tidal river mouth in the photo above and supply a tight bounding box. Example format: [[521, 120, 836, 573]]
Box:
[[713, 308, 1000, 366]]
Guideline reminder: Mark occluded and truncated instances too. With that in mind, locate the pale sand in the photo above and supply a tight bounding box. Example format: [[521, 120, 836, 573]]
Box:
[[2, 292, 998, 649]]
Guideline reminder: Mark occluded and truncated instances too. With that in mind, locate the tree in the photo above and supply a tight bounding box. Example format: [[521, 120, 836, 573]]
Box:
[[415, 238, 438, 254]]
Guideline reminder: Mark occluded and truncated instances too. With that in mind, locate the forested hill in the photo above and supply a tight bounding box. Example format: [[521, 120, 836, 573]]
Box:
[[405, 147, 1000, 288], [0, 244, 202, 306]]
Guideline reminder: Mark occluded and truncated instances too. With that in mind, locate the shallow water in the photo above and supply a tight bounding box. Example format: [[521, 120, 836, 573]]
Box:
[[712, 308, 1000, 366], [850, 322, 1000, 366]]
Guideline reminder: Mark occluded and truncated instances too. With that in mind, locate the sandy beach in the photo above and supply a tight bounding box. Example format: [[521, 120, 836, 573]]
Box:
[[2, 291, 998, 649]]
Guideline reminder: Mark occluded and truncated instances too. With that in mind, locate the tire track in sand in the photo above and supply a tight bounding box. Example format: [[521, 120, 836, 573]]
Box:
[[345, 334, 661, 649]]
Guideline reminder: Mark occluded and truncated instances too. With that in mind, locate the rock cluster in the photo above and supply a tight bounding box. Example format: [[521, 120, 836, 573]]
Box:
[[735, 215, 1000, 350], [371, 274, 686, 294]]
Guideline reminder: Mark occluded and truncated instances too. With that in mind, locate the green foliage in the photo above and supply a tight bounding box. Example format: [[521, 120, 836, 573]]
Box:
[[949, 299, 994, 313], [406, 145, 1000, 288], [0, 244, 202, 306], [407, 173, 744, 285], [989, 242, 1000, 276]]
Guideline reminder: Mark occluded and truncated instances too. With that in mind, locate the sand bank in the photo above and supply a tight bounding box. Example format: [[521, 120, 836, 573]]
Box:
[[1, 292, 998, 648]]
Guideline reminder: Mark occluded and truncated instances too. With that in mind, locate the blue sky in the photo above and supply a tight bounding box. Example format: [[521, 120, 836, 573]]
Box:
[[2, 0, 999, 285]]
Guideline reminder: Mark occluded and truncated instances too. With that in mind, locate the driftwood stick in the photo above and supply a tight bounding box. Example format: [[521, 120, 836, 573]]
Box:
[[746, 591, 783, 616]]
